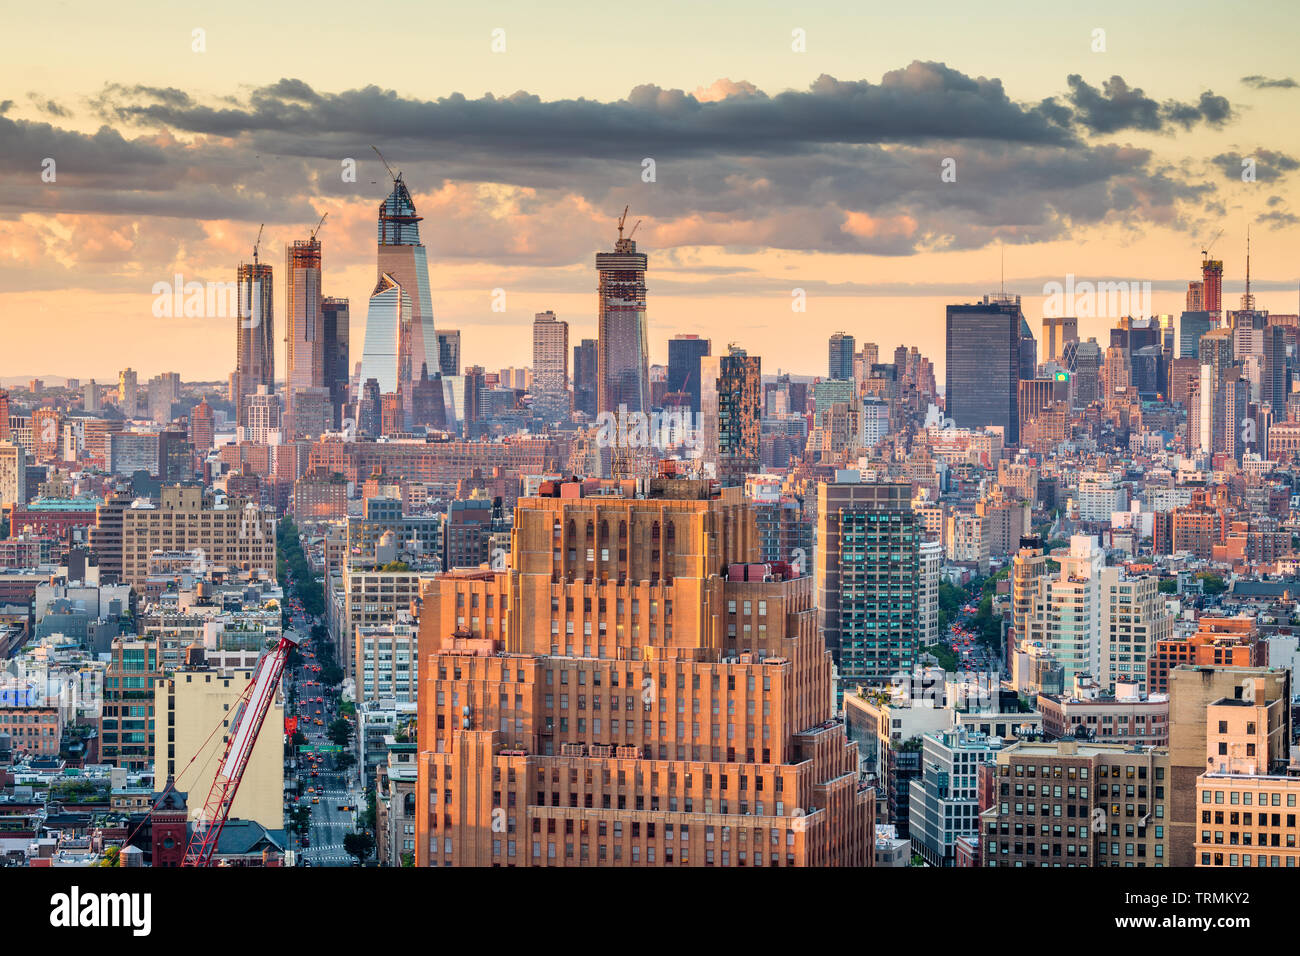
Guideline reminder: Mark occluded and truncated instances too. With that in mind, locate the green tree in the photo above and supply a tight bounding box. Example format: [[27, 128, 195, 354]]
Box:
[[343, 830, 375, 863], [328, 717, 354, 748], [401, 851, 415, 867], [1158, 578, 1177, 594]]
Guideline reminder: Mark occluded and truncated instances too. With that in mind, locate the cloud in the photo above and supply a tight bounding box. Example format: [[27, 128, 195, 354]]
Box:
[[1210, 149, 1300, 183], [1062, 75, 1234, 133], [1242, 75, 1299, 90]]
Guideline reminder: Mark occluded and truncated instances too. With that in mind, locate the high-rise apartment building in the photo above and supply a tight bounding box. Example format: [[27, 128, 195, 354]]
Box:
[[234, 261, 274, 427], [532, 311, 571, 424], [414, 477, 874, 867], [100, 637, 163, 771], [596, 217, 650, 416], [0, 442, 26, 507], [119, 369, 139, 419], [700, 346, 761, 486], [285, 236, 324, 431], [1021, 535, 1104, 686], [946, 295, 1028, 443], [828, 331, 855, 381], [1202, 258, 1224, 322], [816, 478, 920, 696], [1098, 567, 1172, 695]]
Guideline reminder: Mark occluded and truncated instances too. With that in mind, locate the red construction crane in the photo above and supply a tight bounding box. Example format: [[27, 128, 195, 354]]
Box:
[[181, 632, 299, 866]]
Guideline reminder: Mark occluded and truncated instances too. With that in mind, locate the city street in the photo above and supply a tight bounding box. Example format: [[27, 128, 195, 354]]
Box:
[[283, 603, 365, 867]]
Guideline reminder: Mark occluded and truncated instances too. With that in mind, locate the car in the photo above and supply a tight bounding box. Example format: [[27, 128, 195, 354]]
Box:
[[307, 786, 315, 793], [312, 797, 319, 804], [301, 836, 310, 847]]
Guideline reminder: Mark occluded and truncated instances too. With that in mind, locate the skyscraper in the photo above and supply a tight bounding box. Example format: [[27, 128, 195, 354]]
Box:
[[946, 294, 1025, 443], [414, 477, 874, 867], [573, 338, 598, 418], [436, 329, 461, 378], [1179, 311, 1214, 359], [1202, 257, 1224, 323], [1041, 315, 1078, 364], [376, 174, 438, 420], [596, 213, 650, 416], [815, 477, 920, 698], [285, 238, 323, 393], [667, 334, 710, 414], [359, 273, 412, 396], [234, 261, 274, 427], [117, 368, 138, 419], [322, 297, 350, 428], [531, 311, 570, 423], [828, 331, 856, 381], [700, 346, 761, 485]]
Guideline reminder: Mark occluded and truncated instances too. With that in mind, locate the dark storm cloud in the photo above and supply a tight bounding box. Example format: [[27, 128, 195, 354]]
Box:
[[1210, 149, 1300, 183], [1242, 75, 1298, 89], [1062, 75, 1233, 133]]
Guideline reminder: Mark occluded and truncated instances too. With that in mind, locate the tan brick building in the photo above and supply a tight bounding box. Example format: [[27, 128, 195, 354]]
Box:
[[121, 486, 276, 588], [415, 477, 873, 866]]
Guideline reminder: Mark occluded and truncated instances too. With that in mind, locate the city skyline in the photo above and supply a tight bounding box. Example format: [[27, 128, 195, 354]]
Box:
[[5, 2, 1300, 382]]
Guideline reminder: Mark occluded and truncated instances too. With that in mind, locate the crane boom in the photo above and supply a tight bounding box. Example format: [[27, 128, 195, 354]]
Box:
[[181, 632, 298, 866]]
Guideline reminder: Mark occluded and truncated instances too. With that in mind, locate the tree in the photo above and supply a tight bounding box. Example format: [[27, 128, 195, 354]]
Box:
[[334, 750, 356, 773], [343, 830, 375, 863], [401, 851, 415, 867], [1158, 578, 1177, 594], [328, 717, 354, 748]]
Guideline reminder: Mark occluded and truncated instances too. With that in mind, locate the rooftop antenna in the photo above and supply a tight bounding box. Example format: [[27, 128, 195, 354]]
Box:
[[370, 145, 400, 184], [1000, 241, 1005, 296], [1242, 225, 1255, 311]]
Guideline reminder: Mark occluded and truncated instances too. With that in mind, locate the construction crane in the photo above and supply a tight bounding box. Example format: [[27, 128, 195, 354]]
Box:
[[627, 217, 642, 241], [370, 144, 399, 184], [1201, 227, 1223, 261], [251, 223, 265, 265], [310, 212, 328, 240], [617, 205, 630, 240], [181, 631, 299, 866]]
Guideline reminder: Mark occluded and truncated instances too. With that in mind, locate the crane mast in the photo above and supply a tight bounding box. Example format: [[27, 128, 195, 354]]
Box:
[[181, 633, 299, 866]]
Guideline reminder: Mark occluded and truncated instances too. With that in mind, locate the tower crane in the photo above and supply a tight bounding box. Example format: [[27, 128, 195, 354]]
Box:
[[181, 631, 299, 866], [252, 223, 265, 265], [617, 205, 630, 240], [1201, 228, 1223, 261], [370, 145, 400, 184], [310, 212, 328, 240]]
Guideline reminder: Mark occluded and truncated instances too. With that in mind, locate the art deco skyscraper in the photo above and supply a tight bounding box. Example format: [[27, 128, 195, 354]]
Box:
[[234, 261, 274, 427], [596, 212, 650, 416], [376, 174, 438, 421]]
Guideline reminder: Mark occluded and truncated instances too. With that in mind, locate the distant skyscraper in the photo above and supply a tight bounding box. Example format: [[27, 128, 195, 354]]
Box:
[[596, 215, 650, 416], [946, 294, 1026, 443], [359, 273, 412, 396], [118, 368, 138, 419], [376, 174, 438, 420], [828, 331, 855, 381], [1070, 338, 1102, 407], [1186, 280, 1205, 312], [667, 334, 710, 414], [531, 311, 570, 423], [285, 238, 324, 393], [436, 329, 461, 378], [573, 338, 597, 418], [148, 372, 180, 425], [190, 398, 214, 454], [234, 261, 274, 427], [1202, 258, 1224, 323], [322, 297, 350, 428], [1179, 311, 1214, 359], [1263, 324, 1289, 413], [0, 389, 9, 442], [1041, 315, 1078, 364], [700, 346, 761, 486]]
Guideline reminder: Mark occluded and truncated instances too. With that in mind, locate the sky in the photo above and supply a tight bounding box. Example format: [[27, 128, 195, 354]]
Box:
[[2, 0, 1299, 385]]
